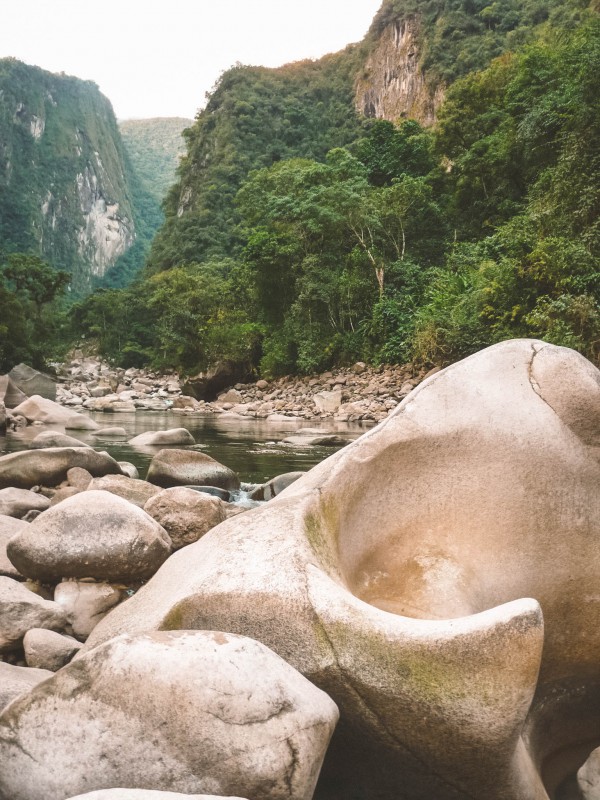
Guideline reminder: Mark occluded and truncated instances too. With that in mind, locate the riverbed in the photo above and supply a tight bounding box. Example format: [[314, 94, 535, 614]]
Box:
[[0, 411, 374, 485]]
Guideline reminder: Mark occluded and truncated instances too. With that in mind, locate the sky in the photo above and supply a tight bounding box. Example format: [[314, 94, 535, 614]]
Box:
[[0, 0, 383, 121]]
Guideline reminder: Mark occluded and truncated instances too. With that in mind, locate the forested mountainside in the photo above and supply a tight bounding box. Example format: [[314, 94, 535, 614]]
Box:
[[43, 1, 600, 378], [0, 59, 157, 293], [119, 117, 192, 207]]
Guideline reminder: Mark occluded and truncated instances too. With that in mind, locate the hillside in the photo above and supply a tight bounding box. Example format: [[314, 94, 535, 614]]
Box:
[[119, 117, 192, 206], [0, 59, 154, 293]]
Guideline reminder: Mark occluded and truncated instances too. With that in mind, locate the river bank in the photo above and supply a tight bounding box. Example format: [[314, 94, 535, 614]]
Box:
[[56, 355, 441, 423]]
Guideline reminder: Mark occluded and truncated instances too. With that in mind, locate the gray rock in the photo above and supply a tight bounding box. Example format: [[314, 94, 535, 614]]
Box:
[[54, 581, 123, 639], [66, 467, 93, 490], [128, 428, 195, 447], [144, 488, 228, 549], [0, 577, 67, 652], [0, 488, 50, 518], [249, 472, 306, 501], [23, 628, 82, 670], [0, 447, 123, 490], [64, 414, 100, 431], [0, 662, 52, 714], [146, 449, 240, 491], [91, 427, 127, 437], [118, 461, 139, 479], [0, 631, 338, 800], [29, 431, 90, 449], [87, 474, 161, 508], [0, 375, 28, 408], [9, 364, 56, 400], [313, 390, 343, 414], [11, 395, 75, 424], [7, 490, 172, 583]]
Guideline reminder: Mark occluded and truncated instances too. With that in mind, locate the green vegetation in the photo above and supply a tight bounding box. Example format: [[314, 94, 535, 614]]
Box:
[[5, 1, 600, 379]]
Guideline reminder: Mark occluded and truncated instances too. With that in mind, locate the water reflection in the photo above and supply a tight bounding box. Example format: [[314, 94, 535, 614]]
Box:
[[0, 411, 374, 484]]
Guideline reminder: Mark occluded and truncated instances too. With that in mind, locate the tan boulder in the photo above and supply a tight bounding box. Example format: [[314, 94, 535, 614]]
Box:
[[0, 662, 52, 714], [0, 447, 123, 490], [0, 488, 50, 518], [0, 631, 338, 800], [0, 577, 67, 652], [29, 431, 90, 449], [87, 474, 161, 508], [23, 628, 82, 670], [146, 449, 240, 491], [128, 428, 195, 447], [82, 340, 600, 800], [7, 491, 172, 583], [54, 580, 124, 639], [144, 488, 228, 549], [0, 515, 28, 579]]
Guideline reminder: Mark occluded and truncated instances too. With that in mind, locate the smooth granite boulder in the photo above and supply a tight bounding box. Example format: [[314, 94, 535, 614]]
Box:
[[54, 580, 124, 639], [0, 630, 338, 800], [11, 395, 82, 425], [146, 449, 240, 491], [29, 431, 90, 449], [128, 428, 195, 447], [23, 628, 82, 671], [143, 487, 228, 549], [0, 515, 28, 579], [7, 491, 172, 583], [82, 340, 600, 800], [9, 364, 56, 400], [0, 488, 50, 518], [0, 662, 52, 714], [0, 577, 66, 652], [0, 447, 123, 490]]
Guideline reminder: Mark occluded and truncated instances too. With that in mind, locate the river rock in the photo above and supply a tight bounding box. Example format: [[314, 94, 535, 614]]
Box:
[[23, 628, 83, 670], [0, 662, 52, 714], [66, 467, 93, 490], [87, 474, 161, 508], [0, 515, 28, 579], [144, 488, 228, 549], [81, 340, 600, 800], [50, 487, 82, 505], [65, 793, 248, 800], [0, 630, 338, 800], [217, 389, 243, 404], [9, 364, 56, 400], [313, 390, 343, 414], [128, 428, 195, 447], [249, 471, 306, 501], [0, 447, 123, 490], [118, 461, 139, 479], [7, 491, 172, 583], [0, 375, 28, 408], [0, 488, 50, 518], [11, 395, 78, 425], [54, 580, 124, 639], [146, 449, 240, 491], [29, 430, 90, 449], [91, 426, 127, 437], [64, 414, 100, 431], [0, 577, 67, 652]]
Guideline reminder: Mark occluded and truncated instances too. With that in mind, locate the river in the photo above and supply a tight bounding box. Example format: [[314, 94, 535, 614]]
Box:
[[0, 411, 374, 485]]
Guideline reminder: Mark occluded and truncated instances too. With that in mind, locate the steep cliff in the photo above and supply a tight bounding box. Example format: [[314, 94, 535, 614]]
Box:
[[0, 58, 139, 293]]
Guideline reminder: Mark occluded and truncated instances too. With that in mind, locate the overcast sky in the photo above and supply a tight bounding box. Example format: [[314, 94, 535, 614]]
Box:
[[0, 0, 382, 121]]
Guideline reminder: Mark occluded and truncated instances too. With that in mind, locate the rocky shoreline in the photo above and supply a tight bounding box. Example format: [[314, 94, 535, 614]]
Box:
[[56, 354, 441, 423]]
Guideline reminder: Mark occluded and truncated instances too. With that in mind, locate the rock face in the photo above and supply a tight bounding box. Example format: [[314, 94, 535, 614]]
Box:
[[82, 340, 600, 800], [183, 361, 252, 402], [7, 491, 172, 583], [0, 577, 66, 652], [146, 449, 240, 491], [128, 428, 195, 446], [144, 488, 228, 549], [0, 631, 339, 800], [0, 447, 123, 490], [9, 364, 57, 401]]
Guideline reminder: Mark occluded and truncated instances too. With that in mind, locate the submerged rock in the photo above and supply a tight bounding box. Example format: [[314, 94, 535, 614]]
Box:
[[0, 630, 338, 800], [128, 428, 195, 446]]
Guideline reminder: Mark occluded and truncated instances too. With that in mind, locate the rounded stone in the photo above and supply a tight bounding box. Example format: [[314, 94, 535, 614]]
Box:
[[23, 628, 82, 671], [0, 488, 50, 518], [0, 662, 52, 715], [128, 428, 195, 447], [146, 449, 240, 491], [0, 631, 339, 800], [144, 488, 228, 549], [0, 577, 67, 652], [7, 491, 172, 583]]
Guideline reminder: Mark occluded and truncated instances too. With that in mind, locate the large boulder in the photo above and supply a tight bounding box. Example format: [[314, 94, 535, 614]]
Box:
[[9, 363, 56, 400], [7, 491, 172, 583], [0, 447, 123, 490], [0, 488, 50, 518], [86, 474, 161, 508], [54, 580, 124, 639], [23, 627, 82, 671], [29, 431, 90, 449], [0, 375, 27, 408], [10, 395, 91, 427], [146, 449, 240, 491], [0, 631, 338, 800], [128, 428, 195, 447], [0, 662, 52, 715], [0, 577, 66, 652], [144, 488, 228, 549], [82, 340, 600, 800]]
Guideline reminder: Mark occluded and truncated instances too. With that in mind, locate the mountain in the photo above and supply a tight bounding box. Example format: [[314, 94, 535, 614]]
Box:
[[0, 58, 161, 293], [119, 117, 192, 207]]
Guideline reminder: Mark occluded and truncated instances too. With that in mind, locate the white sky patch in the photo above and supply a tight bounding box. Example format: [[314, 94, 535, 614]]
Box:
[[0, 0, 382, 120]]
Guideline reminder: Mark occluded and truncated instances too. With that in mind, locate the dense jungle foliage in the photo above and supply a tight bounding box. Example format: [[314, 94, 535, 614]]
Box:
[[12, 0, 600, 377]]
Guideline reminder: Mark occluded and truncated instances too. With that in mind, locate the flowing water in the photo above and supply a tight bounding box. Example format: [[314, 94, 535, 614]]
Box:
[[0, 411, 374, 485]]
